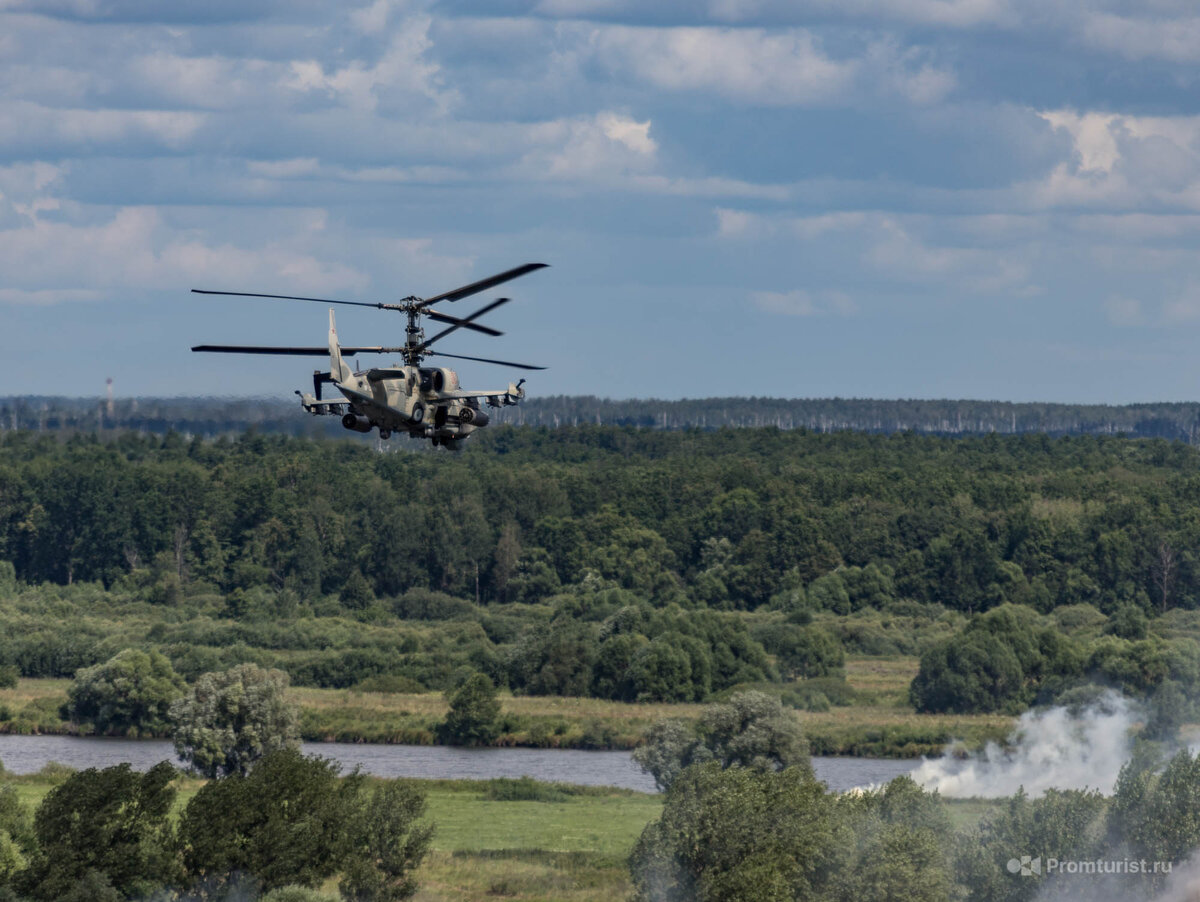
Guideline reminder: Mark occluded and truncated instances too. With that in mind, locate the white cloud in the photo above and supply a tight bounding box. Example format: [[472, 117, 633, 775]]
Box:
[[285, 16, 457, 114], [586, 26, 857, 106], [1030, 109, 1200, 211], [709, 0, 1016, 29], [519, 111, 657, 179], [0, 102, 206, 152], [1080, 12, 1200, 63], [0, 206, 369, 301], [578, 24, 955, 107]]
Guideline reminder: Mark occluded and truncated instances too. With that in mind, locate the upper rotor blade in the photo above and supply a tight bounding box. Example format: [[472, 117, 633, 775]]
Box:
[[419, 262, 548, 307], [426, 350, 546, 370], [192, 289, 393, 310], [420, 298, 509, 351], [425, 308, 503, 337], [192, 345, 405, 355]]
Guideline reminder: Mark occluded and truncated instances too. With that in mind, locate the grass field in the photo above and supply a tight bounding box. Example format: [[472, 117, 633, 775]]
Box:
[[2, 768, 658, 902], [0, 764, 1011, 902], [0, 658, 1016, 758]]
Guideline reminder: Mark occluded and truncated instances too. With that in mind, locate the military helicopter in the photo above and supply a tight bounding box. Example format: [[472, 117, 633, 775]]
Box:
[[191, 263, 548, 449]]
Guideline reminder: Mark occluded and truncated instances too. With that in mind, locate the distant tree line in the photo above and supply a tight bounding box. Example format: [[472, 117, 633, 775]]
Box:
[[3, 426, 1200, 614], [5, 395, 1200, 442]]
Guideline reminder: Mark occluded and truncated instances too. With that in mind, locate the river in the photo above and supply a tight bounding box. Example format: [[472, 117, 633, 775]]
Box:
[[0, 735, 919, 793]]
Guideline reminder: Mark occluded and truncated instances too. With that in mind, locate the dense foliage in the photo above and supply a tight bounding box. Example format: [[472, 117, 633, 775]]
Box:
[[3, 427, 1200, 617], [0, 750, 432, 901], [632, 746, 1200, 901], [2, 427, 1200, 712], [65, 649, 185, 736], [633, 691, 809, 791], [170, 664, 300, 778]]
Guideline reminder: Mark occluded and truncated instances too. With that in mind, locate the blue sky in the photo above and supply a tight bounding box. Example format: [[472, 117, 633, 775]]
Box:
[[4, 0, 1200, 402]]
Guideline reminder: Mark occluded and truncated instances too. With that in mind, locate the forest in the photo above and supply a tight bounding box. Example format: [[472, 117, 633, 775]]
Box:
[[5, 394, 1200, 441], [0, 425, 1197, 724]]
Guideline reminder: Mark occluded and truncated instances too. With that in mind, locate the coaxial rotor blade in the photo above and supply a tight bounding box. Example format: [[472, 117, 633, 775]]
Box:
[[418, 263, 548, 307], [192, 345, 406, 355], [425, 308, 503, 337], [192, 289, 398, 310], [426, 350, 546, 370], [420, 298, 510, 351]]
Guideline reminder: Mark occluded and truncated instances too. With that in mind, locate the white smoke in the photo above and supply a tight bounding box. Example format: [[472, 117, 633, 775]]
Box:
[[1152, 853, 1200, 902], [911, 692, 1139, 798]]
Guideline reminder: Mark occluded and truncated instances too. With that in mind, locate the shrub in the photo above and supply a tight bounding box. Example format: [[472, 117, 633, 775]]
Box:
[[170, 663, 300, 778], [66, 649, 185, 736], [634, 691, 809, 791], [481, 777, 571, 803], [438, 673, 500, 747]]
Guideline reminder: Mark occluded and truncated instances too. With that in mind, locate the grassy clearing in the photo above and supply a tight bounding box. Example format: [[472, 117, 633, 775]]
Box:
[[2, 769, 656, 902], [414, 850, 632, 902], [0, 662, 1015, 757]]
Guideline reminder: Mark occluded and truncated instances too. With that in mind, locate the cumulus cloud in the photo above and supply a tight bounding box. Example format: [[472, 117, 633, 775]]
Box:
[[708, 0, 1016, 29], [579, 24, 954, 107], [0, 205, 369, 301], [1080, 12, 1200, 63], [518, 111, 658, 179], [1025, 110, 1200, 212], [285, 16, 457, 114]]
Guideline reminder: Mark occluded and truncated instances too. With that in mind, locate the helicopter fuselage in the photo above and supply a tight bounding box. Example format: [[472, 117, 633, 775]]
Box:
[[298, 363, 524, 448]]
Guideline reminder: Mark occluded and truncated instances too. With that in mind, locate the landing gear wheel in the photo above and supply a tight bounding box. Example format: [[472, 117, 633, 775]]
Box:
[[411, 402, 425, 424], [378, 429, 391, 440]]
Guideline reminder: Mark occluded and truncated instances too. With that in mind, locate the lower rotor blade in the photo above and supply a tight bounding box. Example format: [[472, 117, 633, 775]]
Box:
[[426, 350, 546, 370], [420, 298, 510, 351]]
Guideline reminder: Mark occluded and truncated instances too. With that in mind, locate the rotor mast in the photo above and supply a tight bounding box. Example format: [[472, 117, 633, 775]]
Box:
[[402, 298, 425, 367]]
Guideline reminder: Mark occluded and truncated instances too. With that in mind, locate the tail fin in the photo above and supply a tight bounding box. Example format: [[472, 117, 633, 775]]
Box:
[[328, 309, 352, 383]]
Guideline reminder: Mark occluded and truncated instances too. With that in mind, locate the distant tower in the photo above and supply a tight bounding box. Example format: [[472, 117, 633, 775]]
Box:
[[106, 377, 114, 419]]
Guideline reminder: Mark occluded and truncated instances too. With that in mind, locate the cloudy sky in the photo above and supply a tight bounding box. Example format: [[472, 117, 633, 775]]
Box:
[[4, 0, 1200, 402]]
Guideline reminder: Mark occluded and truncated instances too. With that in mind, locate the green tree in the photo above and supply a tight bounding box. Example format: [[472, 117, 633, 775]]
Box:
[[67, 648, 185, 736], [774, 624, 844, 680], [1110, 749, 1200, 872], [955, 787, 1106, 902], [829, 777, 954, 902], [21, 761, 180, 901], [340, 570, 376, 610], [634, 691, 809, 791], [630, 762, 836, 902], [170, 663, 300, 778], [179, 748, 361, 896], [340, 781, 435, 901], [438, 673, 500, 747]]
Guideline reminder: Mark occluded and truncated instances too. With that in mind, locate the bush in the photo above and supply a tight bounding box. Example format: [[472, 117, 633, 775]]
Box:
[[481, 777, 571, 803], [66, 649, 185, 736], [393, 589, 478, 621], [630, 762, 834, 901], [634, 691, 809, 791], [170, 663, 300, 778], [438, 673, 500, 747], [353, 675, 427, 694], [179, 749, 361, 896], [774, 624, 844, 679], [20, 762, 179, 901]]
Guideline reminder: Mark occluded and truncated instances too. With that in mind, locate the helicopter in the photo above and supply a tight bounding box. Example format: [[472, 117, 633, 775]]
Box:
[[191, 262, 548, 449]]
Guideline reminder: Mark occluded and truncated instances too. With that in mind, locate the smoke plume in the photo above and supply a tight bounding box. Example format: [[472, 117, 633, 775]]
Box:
[[911, 691, 1139, 798]]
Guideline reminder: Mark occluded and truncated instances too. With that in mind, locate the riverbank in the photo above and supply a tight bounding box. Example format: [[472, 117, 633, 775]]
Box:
[[0, 658, 1015, 758], [0, 761, 1001, 902]]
